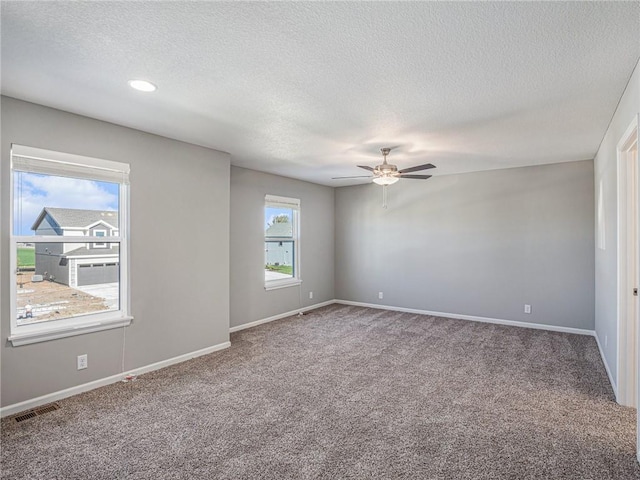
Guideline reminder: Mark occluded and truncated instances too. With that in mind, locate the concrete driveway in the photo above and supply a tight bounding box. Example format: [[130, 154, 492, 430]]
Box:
[[265, 270, 292, 281], [75, 283, 119, 310]]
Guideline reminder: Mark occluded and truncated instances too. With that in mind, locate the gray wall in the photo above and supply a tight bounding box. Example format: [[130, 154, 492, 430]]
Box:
[[0, 95, 607, 408], [230, 166, 334, 328], [1, 97, 231, 407], [335, 160, 595, 330], [594, 59, 640, 384]]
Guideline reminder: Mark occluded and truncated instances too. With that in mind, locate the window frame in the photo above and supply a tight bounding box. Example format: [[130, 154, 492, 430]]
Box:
[[264, 194, 301, 291], [8, 145, 132, 346]]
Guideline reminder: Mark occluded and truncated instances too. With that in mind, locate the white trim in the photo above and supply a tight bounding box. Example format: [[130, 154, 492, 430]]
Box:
[[63, 225, 116, 231], [616, 114, 639, 408], [13, 235, 122, 243], [67, 254, 119, 260], [594, 332, 618, 398], [119, 180, 131, 321], [618, 115, 640, 153], [229, 299, 595, 336], [597, 179, 606, 250], [264, 278, 302, 291], [229, 300, 334, 333], [334, 300, 595, 336], [85, 220, 117, 230], [0, 341, 231, 418], [8, 315, 133, 346]]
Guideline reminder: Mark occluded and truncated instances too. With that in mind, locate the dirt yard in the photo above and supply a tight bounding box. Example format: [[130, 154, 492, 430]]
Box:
[[16, 272, 109, 324]]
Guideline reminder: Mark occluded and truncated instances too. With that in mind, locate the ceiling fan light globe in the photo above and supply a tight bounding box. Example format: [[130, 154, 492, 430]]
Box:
[[372, 176, 399, 186]]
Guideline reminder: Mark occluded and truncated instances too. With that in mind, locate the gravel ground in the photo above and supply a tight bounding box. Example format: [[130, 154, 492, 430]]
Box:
[[16, 273, 108, 324]]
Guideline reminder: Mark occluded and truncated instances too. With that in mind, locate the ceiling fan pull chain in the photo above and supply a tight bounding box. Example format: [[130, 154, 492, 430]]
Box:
[[382, 184, 388, 209]]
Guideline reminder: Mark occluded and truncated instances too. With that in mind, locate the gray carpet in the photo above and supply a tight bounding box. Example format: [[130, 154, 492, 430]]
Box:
[[2, 304, 639, 479]]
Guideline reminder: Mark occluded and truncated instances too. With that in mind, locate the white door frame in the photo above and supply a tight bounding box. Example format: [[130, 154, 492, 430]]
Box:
[[616, 115, 639, 461], [617, 114, 639, 407]]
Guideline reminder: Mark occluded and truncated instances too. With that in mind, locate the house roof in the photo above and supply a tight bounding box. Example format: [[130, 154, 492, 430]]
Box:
[[265, 222, 292, 237], [32, 207, 118, 231]]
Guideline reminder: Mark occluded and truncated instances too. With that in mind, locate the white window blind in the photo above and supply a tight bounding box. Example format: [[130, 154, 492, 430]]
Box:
[[11, 144, 130, 184], [265, 194, 300, 210]]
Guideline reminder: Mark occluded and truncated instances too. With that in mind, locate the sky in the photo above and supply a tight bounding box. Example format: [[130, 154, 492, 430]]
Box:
[[264, 207, 291, 232], [13, 172, 119, 236], [15, 171, 285, 236]]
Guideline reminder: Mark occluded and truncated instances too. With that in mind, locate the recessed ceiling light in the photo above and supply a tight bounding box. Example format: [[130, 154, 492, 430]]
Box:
[[128, 80, 157, 92]]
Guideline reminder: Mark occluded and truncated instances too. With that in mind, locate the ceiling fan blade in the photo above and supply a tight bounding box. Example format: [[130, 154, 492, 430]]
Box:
[[399, 174, 432, 179], [357, 165, 375, 172], [332, 175, 373, 179], [398, 163, 436, 174]]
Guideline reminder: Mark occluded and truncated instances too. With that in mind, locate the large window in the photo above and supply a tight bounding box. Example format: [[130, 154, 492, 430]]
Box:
[[9, 145, 131, 346], [264, 195, 301, 290]]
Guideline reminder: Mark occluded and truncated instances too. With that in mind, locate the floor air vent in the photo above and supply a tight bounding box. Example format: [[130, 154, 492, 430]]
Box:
[[12, 403, 60, 423]]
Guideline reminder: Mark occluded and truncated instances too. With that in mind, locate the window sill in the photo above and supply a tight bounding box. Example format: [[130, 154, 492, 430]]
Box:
[[8, 315, 133, 346], [265, 279, 302, 291]]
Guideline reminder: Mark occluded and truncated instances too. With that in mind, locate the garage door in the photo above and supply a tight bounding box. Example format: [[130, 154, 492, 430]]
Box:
[[77, 263, 119, 286]]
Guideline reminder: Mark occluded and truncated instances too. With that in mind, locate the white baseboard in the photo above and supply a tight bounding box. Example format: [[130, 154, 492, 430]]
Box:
[[337, 300, 624, 395], [594, 332, 618, 399], [229, 300, 334, 333], [0, 341, 231, 418], [2, 300, 607, 417], [335, 300, 595, 336], [234, 298, 596, 337]]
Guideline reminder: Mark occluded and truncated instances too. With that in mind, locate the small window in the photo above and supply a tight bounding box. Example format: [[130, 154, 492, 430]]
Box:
[[9, 145, 132, 346], [265, 195, 301, 290], [93, 229, 107, 248]]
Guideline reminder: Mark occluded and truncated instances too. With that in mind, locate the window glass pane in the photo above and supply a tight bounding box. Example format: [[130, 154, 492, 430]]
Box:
[[265, 240, 294, 280], [265, 206, 293, 237], [13, 171, 119, 236], [16, 242, 120, 325]]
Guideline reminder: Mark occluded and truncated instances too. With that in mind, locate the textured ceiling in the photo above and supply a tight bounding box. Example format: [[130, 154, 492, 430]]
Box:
[[2, 2, 639, 186]]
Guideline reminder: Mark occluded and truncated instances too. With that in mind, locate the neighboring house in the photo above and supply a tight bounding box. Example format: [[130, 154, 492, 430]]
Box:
[[265, 222, 293, 267], [31, 207, 119, 287]]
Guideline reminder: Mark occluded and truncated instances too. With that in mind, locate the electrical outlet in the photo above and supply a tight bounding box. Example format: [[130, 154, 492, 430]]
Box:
[[524, 304, 531, 314], [309, 291, 313, 299], [77, 354, 88, 370], [378, 292, 383, 300]]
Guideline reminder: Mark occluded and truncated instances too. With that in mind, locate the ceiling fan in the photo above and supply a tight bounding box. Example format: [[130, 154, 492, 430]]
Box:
[[333, 147, 436, 185]]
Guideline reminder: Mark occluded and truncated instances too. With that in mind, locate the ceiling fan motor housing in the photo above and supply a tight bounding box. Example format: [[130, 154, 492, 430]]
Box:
[[375, 163, 399, 176], [376, 147, 399, 176]]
